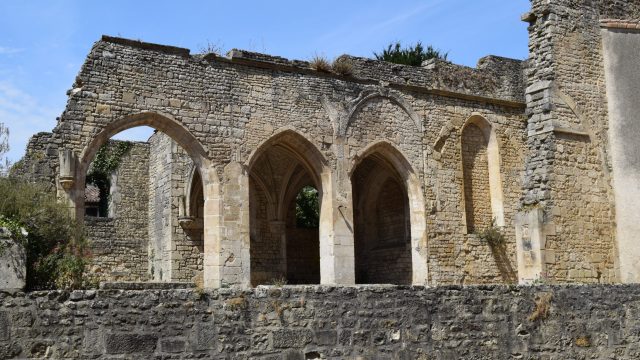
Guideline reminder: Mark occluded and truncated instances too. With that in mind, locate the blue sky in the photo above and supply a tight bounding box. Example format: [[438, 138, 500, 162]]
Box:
[[0, 0, 530, 163]]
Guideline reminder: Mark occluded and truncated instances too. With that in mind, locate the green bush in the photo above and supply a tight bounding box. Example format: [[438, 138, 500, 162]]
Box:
[[477, 219, 505, 247], [0, 177, 94, 290], [295, 186, 319, 228], [374, 41, 448, 66]]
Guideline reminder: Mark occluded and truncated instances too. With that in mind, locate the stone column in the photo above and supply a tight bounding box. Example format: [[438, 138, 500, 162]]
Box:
[[57, 149, 81, 219], [515, 208, 553, 284], [219, 162, 251, 288], [202, 165, 223, 288], [319, 148, 355, 285]]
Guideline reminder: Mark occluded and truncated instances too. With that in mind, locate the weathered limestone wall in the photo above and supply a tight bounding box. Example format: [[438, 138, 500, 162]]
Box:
[[148, 131, 173, 281], [1, 284, 640, 359], [461, 123, 491, 233], [520, 0, 640, 283], [10, 132, 57, 184], [27, 33, 528, 287], [602, 24, 640, 283], [85, 141, 150, 282], [148, 131, 204, 282]]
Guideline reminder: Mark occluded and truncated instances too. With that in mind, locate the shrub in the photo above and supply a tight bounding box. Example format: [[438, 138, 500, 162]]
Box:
[[332, 57, 354, 76], [374, 41, 448, 66], [0, 177, 93, 290], [198, 40, 224, 55], [309, 55, 331, 72], [477, 219, 505, 247], [295, 186, 319, 228]]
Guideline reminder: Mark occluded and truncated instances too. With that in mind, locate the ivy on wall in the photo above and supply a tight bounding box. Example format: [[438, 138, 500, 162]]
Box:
[[86, 141, 133, 216]]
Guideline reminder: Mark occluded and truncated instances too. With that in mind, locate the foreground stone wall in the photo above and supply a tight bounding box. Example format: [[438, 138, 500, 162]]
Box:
[[1, 284, 639, 359]]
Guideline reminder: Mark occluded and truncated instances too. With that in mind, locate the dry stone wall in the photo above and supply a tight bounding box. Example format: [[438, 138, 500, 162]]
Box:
[[2, 284, 640, 359]]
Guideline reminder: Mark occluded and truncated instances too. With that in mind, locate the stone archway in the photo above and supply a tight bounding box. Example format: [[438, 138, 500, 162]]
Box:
[[65, 112, 219, 285], [460, 115, 504, 232], [350, 141, 428, 285], [247, 129, 327, 286]]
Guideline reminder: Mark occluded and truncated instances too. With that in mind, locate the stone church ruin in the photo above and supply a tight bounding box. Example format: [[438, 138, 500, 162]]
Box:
[[14, 0, 640, 290]]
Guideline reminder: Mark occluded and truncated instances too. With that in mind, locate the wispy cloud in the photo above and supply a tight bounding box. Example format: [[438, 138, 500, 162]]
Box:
[[0, 46, 24, 55], [0, 81, 59, 163], [315, 0, 445, 50]]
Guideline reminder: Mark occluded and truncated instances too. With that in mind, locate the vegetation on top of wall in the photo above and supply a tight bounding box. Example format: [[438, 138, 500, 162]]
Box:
[[373, 41, 448, 66], [295, 186, 319, 228], [332, 57, 354, 76], [0, 178, 95, 290], [309, 55, 332, 73], [86, 140, 133, 216]]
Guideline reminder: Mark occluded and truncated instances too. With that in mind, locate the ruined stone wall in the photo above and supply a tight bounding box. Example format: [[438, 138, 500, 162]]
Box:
[[427, 101, 525, 285], [250, 182, 284, 285], [36, 35, 528, 287], [2, 284, 640, 359], [10, 132, 57, 185], [148, 131, 173, 281], [170, 136, 204, 282], [85, 141, 150, 282], [148, 131, 203, 282], [521, 0, 640, 283], [461, 123, 491, 233]]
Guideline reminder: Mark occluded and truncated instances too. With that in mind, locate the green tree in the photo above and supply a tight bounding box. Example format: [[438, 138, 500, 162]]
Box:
[[374, 41, 448, 66], [295, 186, 319, 228]]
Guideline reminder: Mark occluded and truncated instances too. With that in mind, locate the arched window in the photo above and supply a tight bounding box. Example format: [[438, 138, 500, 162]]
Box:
[[461, 116, 504, 233], [352, 151, 412, 285], [295, 186, 319, 228], [247, 130, 327, 286]]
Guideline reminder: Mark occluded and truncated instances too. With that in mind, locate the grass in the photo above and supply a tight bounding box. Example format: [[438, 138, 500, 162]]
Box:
[[309, 55, 331, 72], [332, 57, 354, 76], [528, 292, 552, 322]]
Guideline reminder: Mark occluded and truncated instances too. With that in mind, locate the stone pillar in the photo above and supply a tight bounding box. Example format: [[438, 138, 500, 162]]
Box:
[[408, 179, 429, 286], [219, 162, 251, 288], [58, 149, 80, 219], [515, 209, 552, 284], [202, 166, 223, 288], [319, 164, 355, 285]]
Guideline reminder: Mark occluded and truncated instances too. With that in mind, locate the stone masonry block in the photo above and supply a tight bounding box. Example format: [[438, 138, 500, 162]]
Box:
[[104, 333, 158, 354], [272, 329, 313, 349]]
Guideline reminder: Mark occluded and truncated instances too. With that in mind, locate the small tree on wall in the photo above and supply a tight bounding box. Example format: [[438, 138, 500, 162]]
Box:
[[373, 41, 448, 66], [295, 186, 319, 228]]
